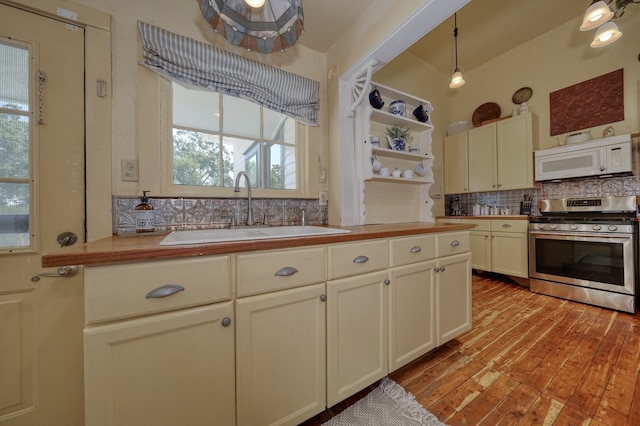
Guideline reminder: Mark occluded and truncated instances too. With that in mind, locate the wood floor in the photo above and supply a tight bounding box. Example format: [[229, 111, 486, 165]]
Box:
[[302, 273, 640, 425]]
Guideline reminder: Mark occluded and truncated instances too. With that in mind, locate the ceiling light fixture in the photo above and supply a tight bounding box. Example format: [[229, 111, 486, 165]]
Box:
[[244, 0, 266, 7], [580, 0, 639, 47], [198, 0, 304, 54], [449, 13, 465, 89]]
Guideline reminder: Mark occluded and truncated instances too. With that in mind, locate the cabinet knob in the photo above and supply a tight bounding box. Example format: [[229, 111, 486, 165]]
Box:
[[221, 317, 232, 327], [409, 246, 422, 253], [320, 294, 327, 302], [440, 266, 446, 272], [353, 255, 369, 264], [275, 266, 299, 277], [433, 267, 440, 272], [145, 284, 185, 299], [450, 240, 460, 247], [383, 279, 391, 286], [502, 224, 511, 228]]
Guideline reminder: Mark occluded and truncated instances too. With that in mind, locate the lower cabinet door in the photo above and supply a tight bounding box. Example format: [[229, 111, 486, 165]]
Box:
[[436, 253, 472, 346], [327, 271, 389, 407], [236, 283, 326, 426], [469, 231, 492, 271], [388, 261, 436, 372], [84, 303, 235, 426], [492, 231, 529, 278]]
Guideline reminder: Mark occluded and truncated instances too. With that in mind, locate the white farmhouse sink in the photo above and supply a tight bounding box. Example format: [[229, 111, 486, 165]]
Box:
[[159, 225, 351, 246]]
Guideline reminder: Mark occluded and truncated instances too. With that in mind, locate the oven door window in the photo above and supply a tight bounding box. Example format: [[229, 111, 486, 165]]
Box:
[[534, 237, 626, 286]]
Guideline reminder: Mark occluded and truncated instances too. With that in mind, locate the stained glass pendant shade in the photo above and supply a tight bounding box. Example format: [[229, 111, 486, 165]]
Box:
[[198, 0, 304, 54]]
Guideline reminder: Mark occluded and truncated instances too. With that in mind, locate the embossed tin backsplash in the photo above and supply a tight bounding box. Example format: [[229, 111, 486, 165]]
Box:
[[113, 196, 328, 235], [445, 175, 640, 217]]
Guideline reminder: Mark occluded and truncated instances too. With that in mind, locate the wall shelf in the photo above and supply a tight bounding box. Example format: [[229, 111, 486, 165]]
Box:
[[372, 147, 432, 161]]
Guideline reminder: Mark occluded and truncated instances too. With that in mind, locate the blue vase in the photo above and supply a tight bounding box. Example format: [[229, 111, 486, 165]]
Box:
[[389, 138, 406, 151]]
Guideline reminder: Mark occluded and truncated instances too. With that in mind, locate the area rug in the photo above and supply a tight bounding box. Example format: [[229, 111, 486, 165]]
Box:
[[322, 378, 446, 426]]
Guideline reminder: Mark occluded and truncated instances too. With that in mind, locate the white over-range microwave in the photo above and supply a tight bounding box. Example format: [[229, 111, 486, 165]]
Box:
[[534, 134, 639, 181]]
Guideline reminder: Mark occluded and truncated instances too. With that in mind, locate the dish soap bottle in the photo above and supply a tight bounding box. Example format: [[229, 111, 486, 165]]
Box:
[[135, 191, 154, 233]]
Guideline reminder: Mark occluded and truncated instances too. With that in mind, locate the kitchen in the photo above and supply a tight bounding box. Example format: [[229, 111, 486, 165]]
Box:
[[1, 0, 640, 425]]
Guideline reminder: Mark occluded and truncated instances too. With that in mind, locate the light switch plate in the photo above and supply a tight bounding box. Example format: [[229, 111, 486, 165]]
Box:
[[319, 191, 327, 205], [121, 159, 139, 182]]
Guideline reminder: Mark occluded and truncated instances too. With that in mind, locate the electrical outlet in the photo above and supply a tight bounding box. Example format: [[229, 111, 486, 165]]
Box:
[[319, 191, 327, 205], [121, 159, 139, 182]]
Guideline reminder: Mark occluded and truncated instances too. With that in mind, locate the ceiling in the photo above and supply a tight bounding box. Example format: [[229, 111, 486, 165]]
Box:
[[300, 0, 588, 75]]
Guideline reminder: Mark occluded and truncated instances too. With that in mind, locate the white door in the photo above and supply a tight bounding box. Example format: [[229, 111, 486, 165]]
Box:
[[0, 4, 85, 425]]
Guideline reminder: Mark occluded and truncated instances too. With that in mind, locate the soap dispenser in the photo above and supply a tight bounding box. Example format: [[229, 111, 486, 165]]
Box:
[[135, 191, 154, 233]]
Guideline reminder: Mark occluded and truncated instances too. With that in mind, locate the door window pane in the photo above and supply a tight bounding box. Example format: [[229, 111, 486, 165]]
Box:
[[0, 40, 31, 249]]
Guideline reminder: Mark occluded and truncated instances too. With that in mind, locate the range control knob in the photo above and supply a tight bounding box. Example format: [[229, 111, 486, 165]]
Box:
[[550, 224, 558, 230], [570, 225, 579, 231], [608, 225, 619, 232], [592, 225, 602, 231], [537, 224, 546, 230]]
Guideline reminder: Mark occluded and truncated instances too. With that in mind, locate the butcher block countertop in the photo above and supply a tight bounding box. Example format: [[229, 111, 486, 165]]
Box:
[[42, 222, 474, 268]]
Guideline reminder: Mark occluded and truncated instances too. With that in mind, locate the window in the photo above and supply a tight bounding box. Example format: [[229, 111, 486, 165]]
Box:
[[0, 39, 32, 250], [170, 82, 300, 194]]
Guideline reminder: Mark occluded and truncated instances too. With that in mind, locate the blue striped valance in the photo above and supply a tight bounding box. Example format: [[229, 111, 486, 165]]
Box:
[[138, 21, 319, 126]]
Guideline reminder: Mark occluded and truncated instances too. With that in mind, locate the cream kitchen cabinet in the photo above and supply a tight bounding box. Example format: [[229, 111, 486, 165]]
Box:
[[388, 235, 437, 372], [442, 218, 529, 279], [444, 113, 537, 194], [434, 252, 472, 344], [327, 233, 471, 406], [235, 246, 326, 426], [490, 219, 529, 278], [236, 284, 326, 426], [83, 256, 235, 426], [443, 130, 469, 194], [326, 239, 389, 406]]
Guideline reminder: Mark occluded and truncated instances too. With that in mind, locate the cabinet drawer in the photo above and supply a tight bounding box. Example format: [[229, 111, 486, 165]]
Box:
[[237, 246, 325, 297], [85, 256, 231, 324], [389, 235, 436, 267], [328, 239, 388, 280], [436, 232, 470, 257], [491, 219, 527, 233], [459, 218, 491, 231]]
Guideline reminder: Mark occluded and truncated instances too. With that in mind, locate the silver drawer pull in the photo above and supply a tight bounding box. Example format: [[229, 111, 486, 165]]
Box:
[[145, 284, 185, 299], [275, 266, 299, 277], [502, 224, 512, 228], [353, 255, 369, 264], [450, 240, 460, 247], [410, 246, 422, 253]]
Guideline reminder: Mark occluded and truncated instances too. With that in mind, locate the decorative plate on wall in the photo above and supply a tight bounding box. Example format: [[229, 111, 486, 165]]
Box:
[[512, 87, 533, 105], [472, 102, 501, 127]]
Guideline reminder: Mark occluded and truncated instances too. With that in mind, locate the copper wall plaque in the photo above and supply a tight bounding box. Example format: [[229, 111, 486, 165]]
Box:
[[549, 68, 624, 136]]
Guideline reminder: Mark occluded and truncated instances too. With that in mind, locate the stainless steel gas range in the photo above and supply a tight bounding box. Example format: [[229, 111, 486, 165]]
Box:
[[529, 196, 638, 313]]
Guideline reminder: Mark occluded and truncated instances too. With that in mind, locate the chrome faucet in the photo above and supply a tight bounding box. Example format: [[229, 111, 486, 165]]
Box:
[[234, 171, 255, 226]]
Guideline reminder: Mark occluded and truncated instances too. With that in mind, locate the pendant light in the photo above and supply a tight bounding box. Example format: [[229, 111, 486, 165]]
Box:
[[449, 13, 465, 89], [579, 0, 639, 48], [245, 0, 265, 7]]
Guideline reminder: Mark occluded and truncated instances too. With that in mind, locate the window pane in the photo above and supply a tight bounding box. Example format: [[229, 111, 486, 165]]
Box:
[[0, 113, 30, 178], [223, 96, 260, 139], [225, 136, 259, 188], [172, 128, 233, 187], [282, 145, 297, 190], [0, 182, 29, 248], [263, 108, 285, 142], [172, 83, 219, 132], [0, 41, 29, 111]]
